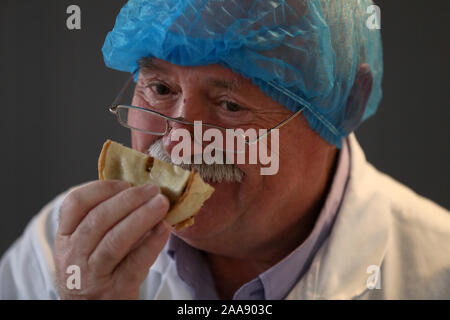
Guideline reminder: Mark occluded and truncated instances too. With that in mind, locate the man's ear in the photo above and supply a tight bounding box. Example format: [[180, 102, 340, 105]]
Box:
[[343, 63, 373, 133]]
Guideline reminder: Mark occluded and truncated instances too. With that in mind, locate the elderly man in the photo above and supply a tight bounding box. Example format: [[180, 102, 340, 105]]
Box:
[[1, 0, 449, 300]]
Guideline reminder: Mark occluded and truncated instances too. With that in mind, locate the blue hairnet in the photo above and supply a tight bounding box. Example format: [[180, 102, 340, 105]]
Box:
[[103, 0, 383, 148]]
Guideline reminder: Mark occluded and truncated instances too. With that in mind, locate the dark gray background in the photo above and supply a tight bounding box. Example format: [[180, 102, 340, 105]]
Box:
[[1, 0, 449, 257]]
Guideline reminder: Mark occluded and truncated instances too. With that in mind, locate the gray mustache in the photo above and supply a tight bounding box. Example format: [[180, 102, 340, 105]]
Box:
[[147, 139, 245, 183]]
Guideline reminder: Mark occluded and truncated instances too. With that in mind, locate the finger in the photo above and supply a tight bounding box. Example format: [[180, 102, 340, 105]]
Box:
[[114, 220, 171, 287], [72, 183, 161, 255], [58, 180, 131, 235], [87, 194, 170, 275]]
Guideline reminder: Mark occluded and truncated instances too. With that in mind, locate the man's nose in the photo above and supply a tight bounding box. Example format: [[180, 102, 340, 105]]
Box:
[[171, 92, 209, 123], [162, 94, 208, 158]]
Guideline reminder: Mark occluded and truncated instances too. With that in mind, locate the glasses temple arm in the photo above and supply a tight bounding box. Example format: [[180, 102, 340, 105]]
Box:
[[111, 75, 134, 107], [264, 108, 303, 136]]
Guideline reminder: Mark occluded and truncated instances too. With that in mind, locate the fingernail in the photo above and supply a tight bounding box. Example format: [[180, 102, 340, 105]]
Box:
[[147, 194, 168, 212], [119, 181, 131, 188], [155, 221, 169, 235], [143, 183, 160, 195]]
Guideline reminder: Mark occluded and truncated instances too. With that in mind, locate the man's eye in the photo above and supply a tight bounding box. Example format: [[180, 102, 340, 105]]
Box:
[[222, 101, 242, 112], [150, 83, 171, 95]]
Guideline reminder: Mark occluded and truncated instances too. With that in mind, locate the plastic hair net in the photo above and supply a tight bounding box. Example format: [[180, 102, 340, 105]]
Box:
[[103, 0, 383, 148]]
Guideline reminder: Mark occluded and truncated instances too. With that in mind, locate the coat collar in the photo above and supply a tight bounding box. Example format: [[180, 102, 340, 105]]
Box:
[[286, 133, 391, 299]]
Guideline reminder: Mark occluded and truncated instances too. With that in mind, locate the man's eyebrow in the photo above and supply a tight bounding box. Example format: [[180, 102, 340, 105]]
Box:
[[138, 57, 167, 73], [138, 57, 243, 91]]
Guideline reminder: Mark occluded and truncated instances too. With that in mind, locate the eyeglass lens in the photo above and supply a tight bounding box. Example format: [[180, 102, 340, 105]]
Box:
[[117, 106, 167, 134], [117, 106, 269, 154]]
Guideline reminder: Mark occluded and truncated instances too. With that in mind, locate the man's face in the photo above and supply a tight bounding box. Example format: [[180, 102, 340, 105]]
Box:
[[131, 58, 337, 260]]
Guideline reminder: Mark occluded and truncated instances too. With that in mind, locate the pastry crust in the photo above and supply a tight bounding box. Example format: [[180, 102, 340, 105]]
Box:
[[98, 140, 214, 230], [98, 140, 111, 181]]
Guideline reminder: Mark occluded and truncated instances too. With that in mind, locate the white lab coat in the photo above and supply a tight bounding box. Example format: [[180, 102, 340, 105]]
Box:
[[1, 133, 449, 299]]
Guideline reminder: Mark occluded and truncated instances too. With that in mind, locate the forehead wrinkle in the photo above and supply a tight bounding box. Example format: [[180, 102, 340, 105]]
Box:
[[205, 77, 243, 92], [138, 57, 167, 73]]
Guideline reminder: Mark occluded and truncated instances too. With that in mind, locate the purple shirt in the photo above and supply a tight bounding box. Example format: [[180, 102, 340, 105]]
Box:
[[167, 137, 351, 300]]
